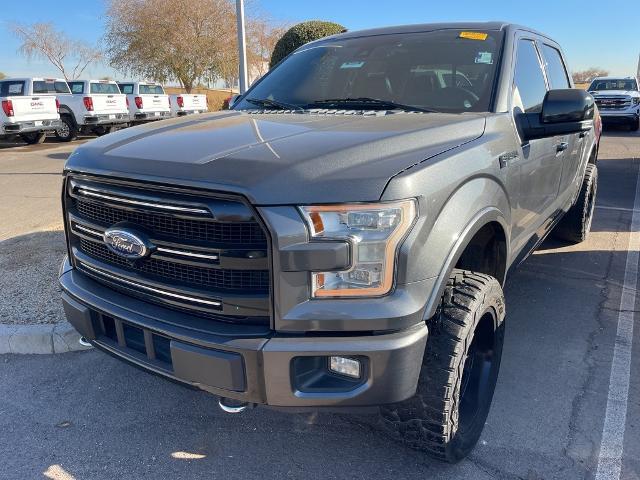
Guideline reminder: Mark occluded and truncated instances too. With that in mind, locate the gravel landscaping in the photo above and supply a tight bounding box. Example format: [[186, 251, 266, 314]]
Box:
[[0, 229, 67, 324]]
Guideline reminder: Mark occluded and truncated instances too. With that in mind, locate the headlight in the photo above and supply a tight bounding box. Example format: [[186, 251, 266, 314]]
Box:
[[299, 199, 417, 298], [633, 97, 640, 106]]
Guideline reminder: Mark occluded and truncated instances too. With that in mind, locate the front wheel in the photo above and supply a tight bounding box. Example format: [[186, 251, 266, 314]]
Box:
[[630, 118, 639, 132], [380, 269, 505, 463], [19, 131, 47, 144]]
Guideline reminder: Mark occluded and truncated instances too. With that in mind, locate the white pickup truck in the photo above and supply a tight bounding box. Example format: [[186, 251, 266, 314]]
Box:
[[588, 76, 640, 131], [55, 79, 129, 141], [117, 82, 171, 123], [0, 77, 62, 144], [168, 93, 208, 117]]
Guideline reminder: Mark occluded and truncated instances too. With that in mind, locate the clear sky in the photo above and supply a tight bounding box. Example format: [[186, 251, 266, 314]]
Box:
[[0, 0, 637, 79]]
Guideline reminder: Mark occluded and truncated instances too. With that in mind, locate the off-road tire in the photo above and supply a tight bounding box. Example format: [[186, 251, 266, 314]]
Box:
[[380, 269, 505, 463], [19, 132, 46, 144], [554, 164, 597, 243], [55, 115, 78, 142]]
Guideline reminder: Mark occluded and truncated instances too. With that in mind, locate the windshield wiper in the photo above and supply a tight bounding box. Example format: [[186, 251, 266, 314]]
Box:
[[245, 97, 303, 111], [308, 97, 439, 113]]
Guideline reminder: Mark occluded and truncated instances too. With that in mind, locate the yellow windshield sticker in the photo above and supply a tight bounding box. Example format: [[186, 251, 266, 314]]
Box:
[[459, 31, 488, 41]]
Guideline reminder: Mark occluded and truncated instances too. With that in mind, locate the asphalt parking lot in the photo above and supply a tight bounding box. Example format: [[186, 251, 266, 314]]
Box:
[[0, 129, 638, 480]]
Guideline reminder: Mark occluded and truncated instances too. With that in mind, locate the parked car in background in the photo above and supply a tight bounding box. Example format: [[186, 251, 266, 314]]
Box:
[[117, 81, 171, 123], [0, 77, 62, 144], [588, 76, 640, 130], [55, 79, 129, 141], [169, 93, 208, 117]]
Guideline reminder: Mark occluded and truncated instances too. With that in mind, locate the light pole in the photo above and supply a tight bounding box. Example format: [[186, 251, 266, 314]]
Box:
[[236, 0, 248, 94]]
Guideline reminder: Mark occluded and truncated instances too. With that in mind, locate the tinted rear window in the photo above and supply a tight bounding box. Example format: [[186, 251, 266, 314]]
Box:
[[139, 84, 165, 95], [32, 80, 70, 94], [90, 82, 121, 94], [118, 83, 134, 94], [0, 81, 26, 96], [68, 82, 84, 94]]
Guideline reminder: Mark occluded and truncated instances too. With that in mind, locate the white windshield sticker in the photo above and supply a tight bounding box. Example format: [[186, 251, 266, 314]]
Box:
[[475, 51, 493, 65], [340, 61, 365, 69]]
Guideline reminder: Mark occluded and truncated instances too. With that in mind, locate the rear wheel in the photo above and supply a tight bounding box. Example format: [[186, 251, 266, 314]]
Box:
[[380, 269, 505, 463], [19, 131, 47, 144], [55, 115, 77, 142], [93, 125, 115, 136], [554, 164, 597, 243]]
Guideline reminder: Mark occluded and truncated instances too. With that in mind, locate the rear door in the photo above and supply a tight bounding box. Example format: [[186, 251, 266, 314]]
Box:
[[139, 84, 170, 112], [1, 80, 58, 121], [540, 43, 585, 205], [509, 36, 563, 249], [88, 82, 128, 113]]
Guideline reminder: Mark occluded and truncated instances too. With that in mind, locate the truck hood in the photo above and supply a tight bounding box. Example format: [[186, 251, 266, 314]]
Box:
[[65, 110, 486, 204], [591, 90, 640, 97]]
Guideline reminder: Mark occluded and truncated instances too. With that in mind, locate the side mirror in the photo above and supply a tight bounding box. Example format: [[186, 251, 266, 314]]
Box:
[[519, 89, 595, 141], [228, 94, 241, 109]]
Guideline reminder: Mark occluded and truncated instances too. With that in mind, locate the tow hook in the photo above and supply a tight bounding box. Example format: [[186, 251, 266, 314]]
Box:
[[218, 397, 254, 414]]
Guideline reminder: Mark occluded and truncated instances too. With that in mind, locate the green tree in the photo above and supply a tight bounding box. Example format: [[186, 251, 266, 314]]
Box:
[[270, 21, 345, 68]]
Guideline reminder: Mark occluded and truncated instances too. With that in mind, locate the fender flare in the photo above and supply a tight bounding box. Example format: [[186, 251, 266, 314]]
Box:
[[422, 207, 510, 320], [58, 105, 77, 126]]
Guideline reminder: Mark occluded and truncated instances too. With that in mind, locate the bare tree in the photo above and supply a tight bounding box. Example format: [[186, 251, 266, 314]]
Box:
[[0, 72, 6, 80], [247, 18, 288, 79], [572, 68, 610, 84], [10, 22, 102, 81], [105, 0, 236, 93]]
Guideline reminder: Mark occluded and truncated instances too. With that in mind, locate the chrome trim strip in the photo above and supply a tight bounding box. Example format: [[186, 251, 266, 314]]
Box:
[[75, 186, 210, 214], [73, 224, 103, 237], [79, 262, 222, 307], [156, 247, 219, 261]]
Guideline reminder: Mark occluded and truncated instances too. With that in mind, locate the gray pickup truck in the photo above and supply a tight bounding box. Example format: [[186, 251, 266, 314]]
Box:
[[59, 22, 600, 462]]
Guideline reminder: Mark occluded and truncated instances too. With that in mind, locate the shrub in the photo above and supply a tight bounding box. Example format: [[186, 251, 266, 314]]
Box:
[[270, 21, 346, 68]]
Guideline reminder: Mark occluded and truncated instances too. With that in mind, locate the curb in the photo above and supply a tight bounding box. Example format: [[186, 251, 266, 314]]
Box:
[[0, 321, 93, 354]]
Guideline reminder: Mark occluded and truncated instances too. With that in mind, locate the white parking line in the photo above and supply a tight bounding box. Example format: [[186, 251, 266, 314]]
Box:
[[595, 162, 640, 480], [595, 205, 639, 213]]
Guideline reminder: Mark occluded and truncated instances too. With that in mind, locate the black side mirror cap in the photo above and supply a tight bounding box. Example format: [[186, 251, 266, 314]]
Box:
[[519, 89, 595, 141]]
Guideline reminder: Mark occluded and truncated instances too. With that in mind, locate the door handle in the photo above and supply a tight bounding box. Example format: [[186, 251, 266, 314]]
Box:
[[556, 142, 569, 153], [579, 131, 589, 139]]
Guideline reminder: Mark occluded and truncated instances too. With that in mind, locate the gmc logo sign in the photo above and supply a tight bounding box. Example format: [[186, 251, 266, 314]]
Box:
[[106, 100, 116, 105], [31, 101, 44, 108]]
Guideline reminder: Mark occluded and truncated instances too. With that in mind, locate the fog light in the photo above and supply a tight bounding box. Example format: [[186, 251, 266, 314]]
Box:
[[329, 356, 361, 378]]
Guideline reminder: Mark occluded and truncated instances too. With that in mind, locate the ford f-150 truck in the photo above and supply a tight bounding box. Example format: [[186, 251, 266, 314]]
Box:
[[55, 80, 129, 141], [169, 93, 208, 117], [117, 81, 171, 124], [588, 76, 640, 130], [60, 23, 600, 462], [0, 77, 62, 144]]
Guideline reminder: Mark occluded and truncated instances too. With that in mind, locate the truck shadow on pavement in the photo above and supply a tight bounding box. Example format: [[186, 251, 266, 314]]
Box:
[[0, 231, 631, 480]]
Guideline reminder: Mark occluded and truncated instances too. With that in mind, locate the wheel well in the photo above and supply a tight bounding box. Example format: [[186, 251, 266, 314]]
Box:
[[588, 144, 598, 165], [454, 222, 507, 284]]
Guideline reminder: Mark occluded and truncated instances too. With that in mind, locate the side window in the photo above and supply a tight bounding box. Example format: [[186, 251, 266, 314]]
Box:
[[513, 39, 548, 113], [542, 45, 570, 89], [69, 82, 84, 94], [119, 84, 133, 95]]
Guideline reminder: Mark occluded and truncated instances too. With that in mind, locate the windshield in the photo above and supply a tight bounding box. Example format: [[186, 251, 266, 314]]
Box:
[[589, 79, 638, 91], [139, 84, 165, 95], [90, 82, 121, 94], [235, 29, 503, 113]]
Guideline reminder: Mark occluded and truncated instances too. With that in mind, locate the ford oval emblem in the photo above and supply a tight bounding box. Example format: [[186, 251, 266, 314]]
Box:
[[103, 228, 149, 259]]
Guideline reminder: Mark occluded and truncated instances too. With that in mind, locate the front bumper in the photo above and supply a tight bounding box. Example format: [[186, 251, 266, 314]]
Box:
[[598, 109, 639, 123], [2, 118, 61, 135], [59, 258, 428, 408]]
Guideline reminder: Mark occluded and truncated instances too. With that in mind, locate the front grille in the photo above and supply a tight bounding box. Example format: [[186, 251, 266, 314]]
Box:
[[595, 96, 632, 110], [65, 176, 271, 327], [74, 198, 266, 246], [79, 239, 269, 292]]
